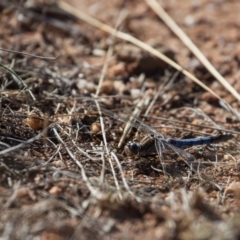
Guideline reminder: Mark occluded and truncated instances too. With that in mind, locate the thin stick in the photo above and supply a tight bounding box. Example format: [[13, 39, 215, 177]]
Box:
[[111, 152, 131, 193], [95, 47, 113, 96], [0, 47, 60, 60], [52, 127, 101, 198], [95, 9, 128, 96], [0, 63, 36, 100], [118, 98, 150, 148], [108, 154, 121, 194], [93, 100, 110, 155], [0, 132, 42, 155], [144, 71, 180, 116]]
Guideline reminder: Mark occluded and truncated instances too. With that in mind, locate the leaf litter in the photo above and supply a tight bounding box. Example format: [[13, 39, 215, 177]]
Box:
[[1, 0, 240, 239]]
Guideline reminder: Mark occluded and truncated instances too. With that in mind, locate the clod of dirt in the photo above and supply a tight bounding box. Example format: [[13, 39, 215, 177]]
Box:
[[114, 43, 176, 74]]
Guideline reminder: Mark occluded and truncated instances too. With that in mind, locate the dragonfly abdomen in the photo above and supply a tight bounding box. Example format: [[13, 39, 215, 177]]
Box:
[[167, 134, 233, 148]]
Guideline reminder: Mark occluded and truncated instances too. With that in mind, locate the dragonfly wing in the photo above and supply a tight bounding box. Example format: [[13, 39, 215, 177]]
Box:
[[90, 105, 166, 139], [158, 140, 197, 169]]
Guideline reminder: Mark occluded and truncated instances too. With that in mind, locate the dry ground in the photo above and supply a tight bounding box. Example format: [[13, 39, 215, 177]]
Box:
[[1, 0, 240, 239]]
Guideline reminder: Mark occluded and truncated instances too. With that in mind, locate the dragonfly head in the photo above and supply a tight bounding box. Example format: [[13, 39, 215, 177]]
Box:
[[124, 141, 141, 156]]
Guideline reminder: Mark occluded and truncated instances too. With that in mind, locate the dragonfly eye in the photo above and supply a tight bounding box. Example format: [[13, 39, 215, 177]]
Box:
[[124, 141, 140, 156]]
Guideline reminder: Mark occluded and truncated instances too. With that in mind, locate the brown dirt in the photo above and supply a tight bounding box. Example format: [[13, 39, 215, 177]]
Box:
[[1, 0, 240, 239]]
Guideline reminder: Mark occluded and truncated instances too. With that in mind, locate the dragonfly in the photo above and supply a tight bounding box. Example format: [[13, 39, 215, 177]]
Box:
[[125, 134, 234, 157], [91, 105, 234, 171]]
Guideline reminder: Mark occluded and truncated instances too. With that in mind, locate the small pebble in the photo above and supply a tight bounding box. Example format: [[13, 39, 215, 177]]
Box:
[[99, 80, 115, 95], [49, 186, 62, 195], [26, 109, 46, 130], [77, 79, 96, 93], [130, 89, 142, 99], [91, 122, 101, 133]]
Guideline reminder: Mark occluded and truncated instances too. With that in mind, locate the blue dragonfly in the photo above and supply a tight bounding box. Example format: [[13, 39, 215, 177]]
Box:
[[125, 134, 233, 157], [91, 106, 233, 171]]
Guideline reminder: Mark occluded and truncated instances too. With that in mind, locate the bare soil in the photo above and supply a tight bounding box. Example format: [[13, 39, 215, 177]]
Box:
[[1, 0, 240, 239]]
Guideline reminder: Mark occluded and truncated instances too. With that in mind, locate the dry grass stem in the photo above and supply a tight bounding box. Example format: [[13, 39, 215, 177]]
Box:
[[58, 0, 226, 103], [118, 98, 150, 148], [146, 0, 240, 102]]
